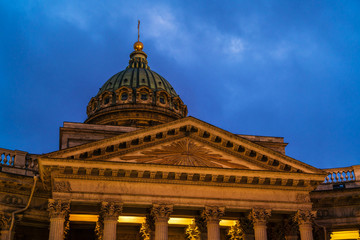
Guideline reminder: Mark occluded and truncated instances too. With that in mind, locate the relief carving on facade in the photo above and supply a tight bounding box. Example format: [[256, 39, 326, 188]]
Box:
[[293, 210, 316, 225], [151, 204, 173, 222], [140, 214, 155, 240], [121, 139, 248, 169], [53, 181, 72, 192], [201, 206, 225, 223], [248, 208, 271, 224]]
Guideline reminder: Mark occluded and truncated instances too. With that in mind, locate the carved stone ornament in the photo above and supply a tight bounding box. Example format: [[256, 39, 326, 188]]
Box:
[[48, 199, 70, 218], [185, 220, 201, 240], [201, 206, 225, 223], [95, 215, 104, 240], [0, 212, 11, 230], [151, 204, 173, 222], [53, 181, 72, 192], [248, 208, 271, 224], [140, 222, 151, 240], [101, 202, 123, 220], [293, 210, 316, 225], [2, 195, 24, 206]]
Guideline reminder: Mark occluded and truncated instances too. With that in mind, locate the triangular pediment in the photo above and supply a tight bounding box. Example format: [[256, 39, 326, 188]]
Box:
[[44, 117, 324, 174]]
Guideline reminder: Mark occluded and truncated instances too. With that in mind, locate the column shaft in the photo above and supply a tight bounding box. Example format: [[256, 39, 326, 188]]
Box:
[[103, 219, 118, 240], [207, 220, 220, 240], [155, 220, 168, 240], [299, 224, 313, 240], [49, 217, 65, 240], [253, 222, 267, 240]]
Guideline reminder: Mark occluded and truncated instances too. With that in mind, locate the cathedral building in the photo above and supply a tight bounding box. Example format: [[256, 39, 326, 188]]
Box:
[[0, 31, 359, 240]]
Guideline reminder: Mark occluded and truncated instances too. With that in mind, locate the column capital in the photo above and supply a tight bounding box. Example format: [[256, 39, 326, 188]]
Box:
[[0, 212, 11, 230], [201, 206, 225, 223], [248, 208, 271, 224], [151, 204, 173, 222], [294, 210, 316, 225], [48, 199, 70, 219], [101, 202, 123, 220]]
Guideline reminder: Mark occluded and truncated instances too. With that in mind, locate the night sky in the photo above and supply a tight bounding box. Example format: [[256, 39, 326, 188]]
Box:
[[1, 1, 360, 169]]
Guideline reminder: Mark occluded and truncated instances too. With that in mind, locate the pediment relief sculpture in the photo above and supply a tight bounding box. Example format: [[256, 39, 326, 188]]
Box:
[[119, 139, 249, 169]]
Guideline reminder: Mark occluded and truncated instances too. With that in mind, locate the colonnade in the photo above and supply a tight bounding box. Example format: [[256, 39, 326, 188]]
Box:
[[46, 199, 317, 240]]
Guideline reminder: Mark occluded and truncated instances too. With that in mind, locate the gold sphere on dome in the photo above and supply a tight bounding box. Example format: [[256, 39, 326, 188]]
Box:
[[134, 41, 144, 51]]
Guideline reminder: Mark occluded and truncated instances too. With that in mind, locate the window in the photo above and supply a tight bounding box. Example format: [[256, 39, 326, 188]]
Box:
[[104, 97, 110, 105], [174, 104, 178, 110], [121, 93, 128, 101], [159, 97, 165, 104], [141, 94, 148, 100]]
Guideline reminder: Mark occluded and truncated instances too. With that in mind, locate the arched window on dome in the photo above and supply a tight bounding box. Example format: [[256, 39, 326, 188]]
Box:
[[116, 87, 132, 104], [156, 91, 170, 107], [87, 98, 98, 115], [100, 91, 113, 107], [136, 87, 152, 104]]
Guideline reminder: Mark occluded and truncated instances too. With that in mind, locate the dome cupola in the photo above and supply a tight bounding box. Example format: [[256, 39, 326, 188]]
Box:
[[85, 23, 187, 127]]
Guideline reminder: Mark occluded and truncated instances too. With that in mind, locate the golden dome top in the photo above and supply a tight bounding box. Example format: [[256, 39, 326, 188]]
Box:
[[133, 41, 144, 51]]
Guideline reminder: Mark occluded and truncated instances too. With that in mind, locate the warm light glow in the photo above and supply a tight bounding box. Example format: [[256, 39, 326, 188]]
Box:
[[331, 230, 360, 239], [219, 220, 237, 227], [118, 216, 145, 224], [69, 214, 98, 222], [168, 218, 193, 225]]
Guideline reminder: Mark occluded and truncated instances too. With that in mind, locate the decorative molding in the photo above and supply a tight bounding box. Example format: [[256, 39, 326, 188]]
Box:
[[248, 208, 271, 224], [294, 210, 316, 225], [47, 199, 70, 218], [100, 202, 122, 220], [2, 194, 24, 206], [151, 204, 173, 222], [201, 206, 225, 222]]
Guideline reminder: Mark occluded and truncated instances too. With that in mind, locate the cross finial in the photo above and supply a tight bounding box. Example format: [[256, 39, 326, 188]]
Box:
[[138, 20, 140, 42]]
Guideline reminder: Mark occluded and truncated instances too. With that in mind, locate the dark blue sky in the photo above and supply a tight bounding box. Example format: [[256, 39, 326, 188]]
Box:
[[1, 1, 359, 169]]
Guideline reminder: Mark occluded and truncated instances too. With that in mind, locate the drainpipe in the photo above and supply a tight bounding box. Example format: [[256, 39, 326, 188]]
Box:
[[8, 175, 38, 240]]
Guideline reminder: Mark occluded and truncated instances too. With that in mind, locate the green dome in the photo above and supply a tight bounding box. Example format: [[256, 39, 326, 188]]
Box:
[[97, 67, 178, 98], [85, 44, 188, 127]]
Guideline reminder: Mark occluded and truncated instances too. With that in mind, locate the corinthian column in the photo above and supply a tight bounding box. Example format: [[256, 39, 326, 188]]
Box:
[[248, 208, 271, 240], [294, 210, 316, 240], [48, 199, 70, 240], [101, 202, 122, 240], [151, 204, 173, 240], [201, 206, 225, 240]]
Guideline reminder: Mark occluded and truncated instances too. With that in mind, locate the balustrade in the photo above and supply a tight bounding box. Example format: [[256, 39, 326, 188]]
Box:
[[323, 167, 356, 183]]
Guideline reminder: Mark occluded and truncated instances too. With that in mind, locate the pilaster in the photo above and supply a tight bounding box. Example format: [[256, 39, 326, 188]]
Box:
[[0, 212, 12, 240]]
